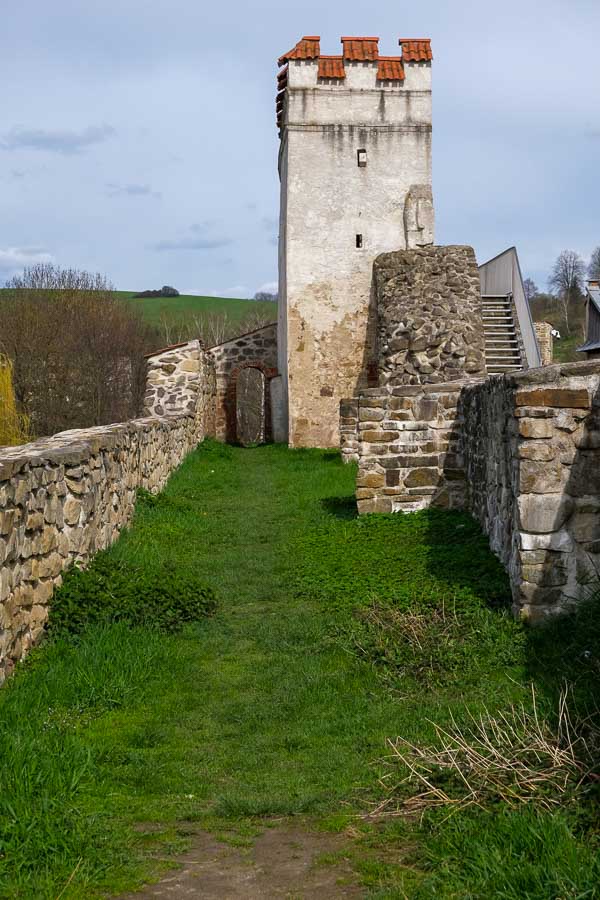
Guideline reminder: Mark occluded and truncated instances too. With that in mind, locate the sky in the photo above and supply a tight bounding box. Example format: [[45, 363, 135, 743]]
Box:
[[1, 0, 599, 297]]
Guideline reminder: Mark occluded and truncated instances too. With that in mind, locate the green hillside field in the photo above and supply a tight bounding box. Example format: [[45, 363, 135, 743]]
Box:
[[117, 291, 277, 331]]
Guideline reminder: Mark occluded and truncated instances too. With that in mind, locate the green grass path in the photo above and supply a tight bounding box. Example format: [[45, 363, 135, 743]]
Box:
[[98, 443, 405, 822], [1, 442, 598, 898]]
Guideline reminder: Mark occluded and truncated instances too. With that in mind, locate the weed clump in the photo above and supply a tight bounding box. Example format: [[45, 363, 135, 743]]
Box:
[[49, 554, 217, 636], [348, 601, 524, 688]]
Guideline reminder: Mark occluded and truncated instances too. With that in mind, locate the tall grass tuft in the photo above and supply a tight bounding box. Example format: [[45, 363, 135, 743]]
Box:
[[0, 623, 169, 896]]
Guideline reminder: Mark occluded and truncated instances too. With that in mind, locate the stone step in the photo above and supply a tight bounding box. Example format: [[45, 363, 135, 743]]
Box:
[[485, 347, 521, 354], [483, 328, 517, 334], [487, 364, 523, 371]]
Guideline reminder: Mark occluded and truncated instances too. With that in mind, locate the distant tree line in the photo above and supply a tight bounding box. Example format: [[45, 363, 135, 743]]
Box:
[[133, 285, 180, 298], [526, 245, 599, 337]]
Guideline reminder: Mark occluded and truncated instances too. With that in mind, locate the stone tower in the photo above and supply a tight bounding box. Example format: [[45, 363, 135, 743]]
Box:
[[276, 35, 434, 447]]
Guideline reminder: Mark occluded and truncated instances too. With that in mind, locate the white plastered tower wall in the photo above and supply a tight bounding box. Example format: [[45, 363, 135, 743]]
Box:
[[277, 36, 434, 448]]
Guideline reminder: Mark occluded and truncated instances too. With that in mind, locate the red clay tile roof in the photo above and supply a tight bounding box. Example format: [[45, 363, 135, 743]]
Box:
[[278, 35, 320, 67], [377, 57, 405, 81], [341, 36, 379, 61], [318, 56, 346, 79], [399, 39, 433, 62]]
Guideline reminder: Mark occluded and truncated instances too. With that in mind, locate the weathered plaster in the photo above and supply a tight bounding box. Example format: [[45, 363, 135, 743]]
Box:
[[278, 52, 433, 447]]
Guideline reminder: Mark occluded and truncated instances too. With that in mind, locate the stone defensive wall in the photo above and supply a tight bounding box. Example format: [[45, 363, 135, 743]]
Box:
[[349, 361, 600, 621], [0, 340, 216, 683]]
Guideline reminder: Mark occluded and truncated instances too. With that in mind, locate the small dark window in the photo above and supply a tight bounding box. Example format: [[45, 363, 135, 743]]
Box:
[[357, 148, 367, 167], [356, 234, 363, 249]]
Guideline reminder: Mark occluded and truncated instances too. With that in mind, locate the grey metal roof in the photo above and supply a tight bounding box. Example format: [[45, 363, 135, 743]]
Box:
[[576, 285, 600, 352], [588, 285, 600, 314]]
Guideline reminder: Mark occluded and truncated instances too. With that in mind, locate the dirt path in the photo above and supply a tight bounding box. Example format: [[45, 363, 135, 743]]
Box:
[[122, 824, 363, 899]]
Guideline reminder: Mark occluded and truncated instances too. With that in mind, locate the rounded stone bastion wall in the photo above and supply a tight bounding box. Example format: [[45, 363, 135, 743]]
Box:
[[375, 245, 487, 386]]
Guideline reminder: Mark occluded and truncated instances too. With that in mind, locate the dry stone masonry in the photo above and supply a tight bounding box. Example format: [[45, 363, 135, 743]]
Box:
[[355, 382, 471, 514], [144, 339, 216, 426], [0, 341, 216, 683], [376, 246, 487, 386], [352, 362, 600, 621], [534, 322, 554, 366], [459, 364, 600, 621]]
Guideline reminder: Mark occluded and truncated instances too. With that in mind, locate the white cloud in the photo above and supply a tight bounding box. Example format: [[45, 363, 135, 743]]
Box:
[[0, 246, 54, 279], [256, 280, 278, 295], [186, 285, 251, 299], [216, 285, 250, 299], [0, 124, 115, 155], [106, 182, 161, 199]]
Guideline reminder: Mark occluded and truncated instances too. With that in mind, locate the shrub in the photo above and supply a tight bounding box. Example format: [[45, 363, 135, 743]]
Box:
[[49, 553, 217, 636]]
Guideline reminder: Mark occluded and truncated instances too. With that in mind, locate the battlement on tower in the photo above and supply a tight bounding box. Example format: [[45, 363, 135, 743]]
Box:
[[276, 36, 433, 130]]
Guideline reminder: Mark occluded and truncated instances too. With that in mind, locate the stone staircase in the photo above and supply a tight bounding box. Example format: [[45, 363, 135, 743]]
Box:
[[482, 294, 525, 374]]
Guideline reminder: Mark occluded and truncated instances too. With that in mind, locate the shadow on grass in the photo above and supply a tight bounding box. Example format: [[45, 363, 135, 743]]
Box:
[[420, 508, 513, 609], [524, 593, 600, 716], [320, 496, 358, 520]]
